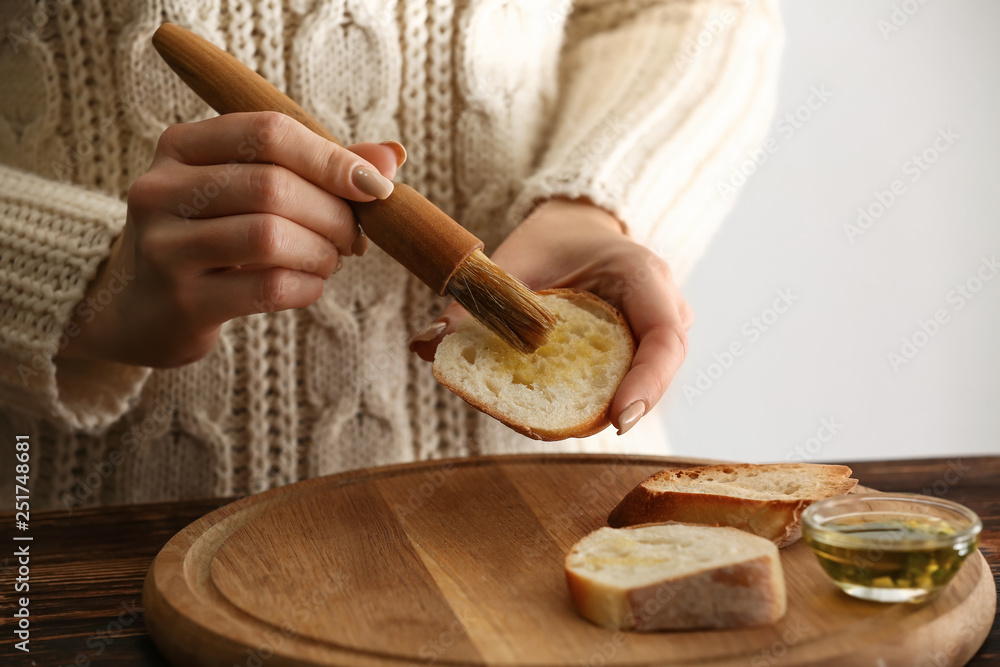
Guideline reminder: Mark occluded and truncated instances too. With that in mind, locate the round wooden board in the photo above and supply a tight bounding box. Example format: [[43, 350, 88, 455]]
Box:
[[143, 454, 996, 666]]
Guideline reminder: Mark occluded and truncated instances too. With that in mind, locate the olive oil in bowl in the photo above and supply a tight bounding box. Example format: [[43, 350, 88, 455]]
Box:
[[802, 495, 981, 603]]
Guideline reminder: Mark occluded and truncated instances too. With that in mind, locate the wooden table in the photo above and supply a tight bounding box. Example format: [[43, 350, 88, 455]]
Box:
[[2, 456, 997, 666]]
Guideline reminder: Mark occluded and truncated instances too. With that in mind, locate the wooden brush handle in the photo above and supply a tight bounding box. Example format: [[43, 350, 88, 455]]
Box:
[[151, 22, 482, 295]]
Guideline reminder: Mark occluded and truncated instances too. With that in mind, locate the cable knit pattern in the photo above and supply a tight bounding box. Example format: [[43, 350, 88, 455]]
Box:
[[0, 0, 783, 509]]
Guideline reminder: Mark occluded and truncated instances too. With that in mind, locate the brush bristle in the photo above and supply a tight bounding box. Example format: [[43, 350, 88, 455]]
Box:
[[446, 250, 557, 353]]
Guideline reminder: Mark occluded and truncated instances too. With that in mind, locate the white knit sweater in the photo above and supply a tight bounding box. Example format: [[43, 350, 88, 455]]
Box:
[[0, 0, 782, 509]]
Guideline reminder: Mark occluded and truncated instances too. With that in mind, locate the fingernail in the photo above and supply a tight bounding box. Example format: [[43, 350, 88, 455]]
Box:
[[335, 256, 343, 273], [352, 165, 394, 200], [408, 321, 447, 348], [351, 232, 370, 257], [617, 401, 646, 436], [380, 141, 407, 168]]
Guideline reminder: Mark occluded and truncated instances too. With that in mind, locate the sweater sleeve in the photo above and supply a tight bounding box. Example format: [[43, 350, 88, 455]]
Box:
[[0, 165, 151, 432], [509, 0, 784, 280]]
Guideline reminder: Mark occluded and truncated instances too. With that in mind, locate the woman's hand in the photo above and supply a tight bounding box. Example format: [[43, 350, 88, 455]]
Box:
[[410, 199, 693, 435], [60, 111, 403, 368]]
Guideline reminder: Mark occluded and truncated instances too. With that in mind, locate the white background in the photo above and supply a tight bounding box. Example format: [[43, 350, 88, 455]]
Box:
[[661, 1, 1000, 462]]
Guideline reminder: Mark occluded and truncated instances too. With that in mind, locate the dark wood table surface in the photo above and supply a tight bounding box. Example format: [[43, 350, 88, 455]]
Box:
[[1, 455, 997, 666]]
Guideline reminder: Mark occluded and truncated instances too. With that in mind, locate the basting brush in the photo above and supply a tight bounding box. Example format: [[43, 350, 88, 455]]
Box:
[[151, 22, 556, 353]]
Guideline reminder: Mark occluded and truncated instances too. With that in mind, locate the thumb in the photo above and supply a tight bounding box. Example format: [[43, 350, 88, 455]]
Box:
[[409, 302, 469, 362]]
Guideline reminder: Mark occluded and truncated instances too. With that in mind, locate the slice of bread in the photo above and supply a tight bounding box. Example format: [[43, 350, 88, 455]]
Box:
[[565, 523, 786, 631], [607, 463, 858, 547], [432, 289, 634, 441]]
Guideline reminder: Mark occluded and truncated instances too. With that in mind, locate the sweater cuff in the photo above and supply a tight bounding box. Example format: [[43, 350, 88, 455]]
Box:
[[0, 166, 150, 432], [508, 0, 783, 261]]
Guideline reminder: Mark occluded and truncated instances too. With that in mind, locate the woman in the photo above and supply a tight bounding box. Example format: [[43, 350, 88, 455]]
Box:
[[0, 0, 782, 509]]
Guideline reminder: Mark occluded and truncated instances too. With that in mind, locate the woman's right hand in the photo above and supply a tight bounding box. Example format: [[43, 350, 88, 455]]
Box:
[[59, 111, 402, 368]]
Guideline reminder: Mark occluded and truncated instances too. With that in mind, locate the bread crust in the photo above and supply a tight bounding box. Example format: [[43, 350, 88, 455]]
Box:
[[624, 554, 785, 630], [432, 288, 635, 441], [565, 524, 787, 631], [607, 464, 858, 548]]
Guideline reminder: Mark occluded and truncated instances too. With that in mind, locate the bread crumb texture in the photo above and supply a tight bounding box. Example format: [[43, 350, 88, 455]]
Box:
[[566, 524, 776, 590], [433, 293, 630, 431], [565, 523, 787, 630]]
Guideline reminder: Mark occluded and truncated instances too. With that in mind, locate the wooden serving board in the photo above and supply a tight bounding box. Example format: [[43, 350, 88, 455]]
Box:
[[143, 454, 996, 666]]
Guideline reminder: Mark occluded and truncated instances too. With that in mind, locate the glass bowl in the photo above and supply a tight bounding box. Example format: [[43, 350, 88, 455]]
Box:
[[801, 493, 981, 603]]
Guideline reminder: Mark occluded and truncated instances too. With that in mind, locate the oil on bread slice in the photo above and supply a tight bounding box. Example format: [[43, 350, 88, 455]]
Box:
[[432, 289, 635, 440], [607, 463, 858, 547], [565, 523, 787, 631]]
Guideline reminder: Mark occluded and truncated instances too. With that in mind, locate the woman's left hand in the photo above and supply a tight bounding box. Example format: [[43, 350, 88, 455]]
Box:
[[410, 198, 693, 435]]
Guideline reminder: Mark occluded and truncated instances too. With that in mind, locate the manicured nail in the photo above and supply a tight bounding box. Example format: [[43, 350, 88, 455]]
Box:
[[380, 141, 407, 168], [351, 232, 370, 257], [352, 166, 394, 200], [617, 401, 646, 436], [408, 321, 447, 348]]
